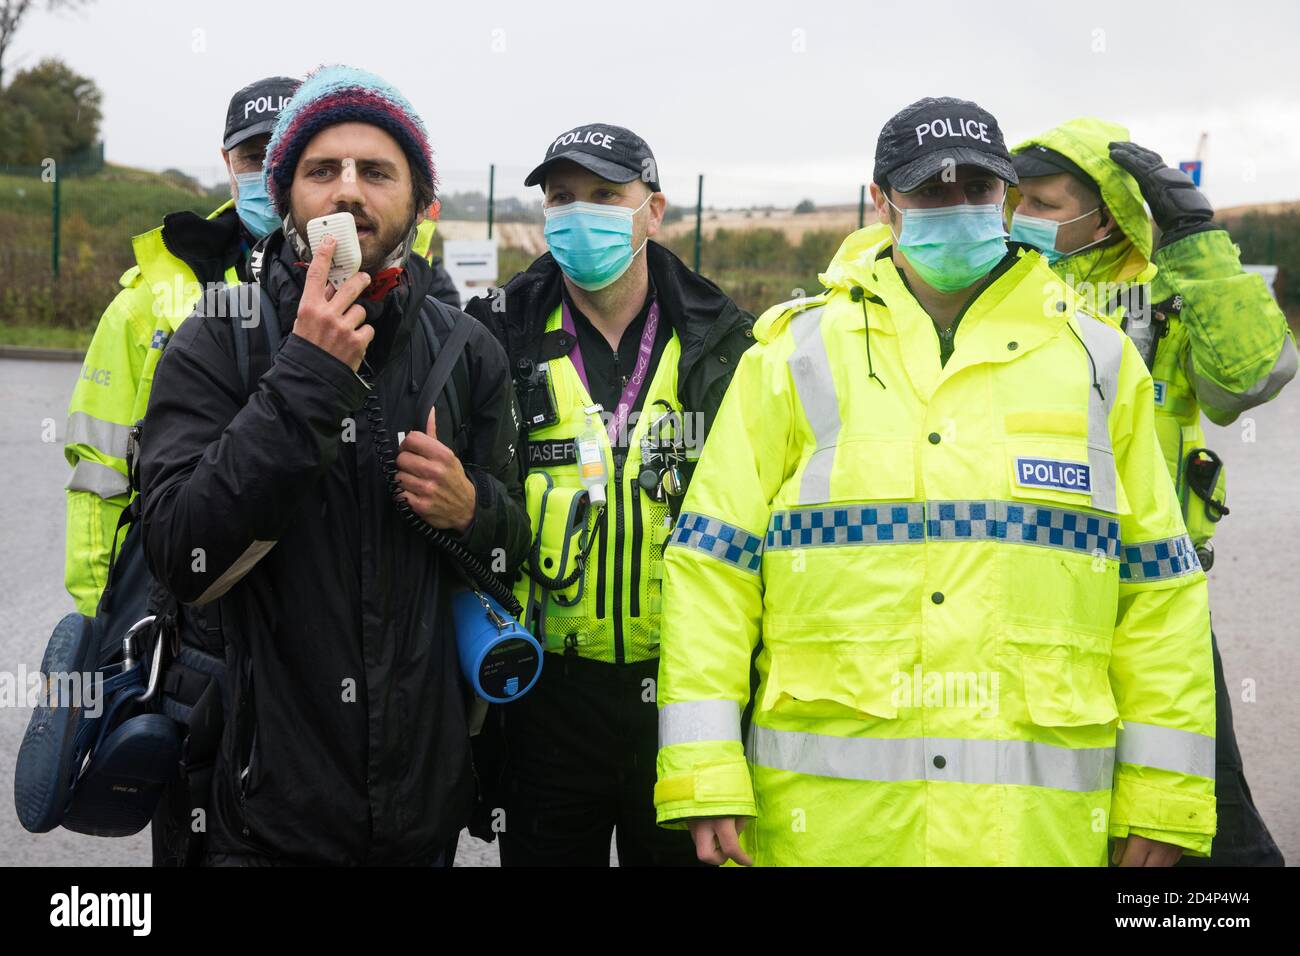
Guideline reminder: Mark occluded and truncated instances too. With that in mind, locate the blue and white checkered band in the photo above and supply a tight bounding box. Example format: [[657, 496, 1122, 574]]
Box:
[[1120, 533, 1202, 582], [765, 504, 926, 550], [151, 330, 170, 350], [669, 512, 764, 574], [925, 500, 1121, 560], [674, 501, 1131, 571], [764, 500, 1120, 561]]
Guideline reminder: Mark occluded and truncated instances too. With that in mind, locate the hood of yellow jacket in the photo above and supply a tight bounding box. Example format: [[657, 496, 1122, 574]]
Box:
[[1012, 117, 1156, 288]]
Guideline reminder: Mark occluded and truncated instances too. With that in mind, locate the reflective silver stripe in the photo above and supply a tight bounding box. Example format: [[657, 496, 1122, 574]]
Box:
[[659, 699, 742, 748], [65, 412, 131, 459], [1073, 312, 1123, 514], [1192, 334, 1299, 418], [748, 725, 1115, 793], [193, 540, 276, 606], [66, 459, 129, 498], [1120, 532, 1201, 582], [786, 306, 840, 505], [1117, 721, 1216, 780]]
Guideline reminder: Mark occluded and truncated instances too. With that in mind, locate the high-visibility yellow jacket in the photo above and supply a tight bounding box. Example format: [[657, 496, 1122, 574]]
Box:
[[654, 224, 1217, 865], [1012, 118, 1298, 548], [64, 202, 241, 615]]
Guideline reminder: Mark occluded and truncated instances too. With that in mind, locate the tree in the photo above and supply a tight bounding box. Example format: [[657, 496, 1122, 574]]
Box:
[[794, 198, 816, 214], [0, 57, 101, 164], [0, 0, 92, 89]]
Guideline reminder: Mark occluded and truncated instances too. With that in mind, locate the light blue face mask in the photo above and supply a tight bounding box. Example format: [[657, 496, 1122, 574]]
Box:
[[1010, 207, 1107, 264], [233, 170, 280, 239], [886, 196, 1008, 294], [544, 193, 652, 291]]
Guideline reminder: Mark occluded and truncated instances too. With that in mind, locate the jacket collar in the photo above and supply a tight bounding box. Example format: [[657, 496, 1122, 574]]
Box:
[[133, 200, 245, 291], [257, 228, 435, 374], [845, 245, 1081, 401], [495, 240, 752, 380]]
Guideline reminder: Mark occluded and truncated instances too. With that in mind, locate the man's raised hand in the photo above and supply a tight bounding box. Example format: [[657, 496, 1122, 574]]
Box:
[[396, 406, 477, 534], [294, 234, 373, 371]]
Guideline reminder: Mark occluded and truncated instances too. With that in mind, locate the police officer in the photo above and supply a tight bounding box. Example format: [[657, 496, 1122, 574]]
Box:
[[1009, 119, 1297, 865], [654, 98, 1217, 866], [466, 124, 754, 865], [63, 75, 299, 617]]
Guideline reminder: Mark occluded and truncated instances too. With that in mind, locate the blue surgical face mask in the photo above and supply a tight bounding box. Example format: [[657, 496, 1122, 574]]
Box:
[[233, 170, 279, 239], [1009, 207, 1106, 264], [544, 193, 652, 291], [886, 195, 1008, 294]]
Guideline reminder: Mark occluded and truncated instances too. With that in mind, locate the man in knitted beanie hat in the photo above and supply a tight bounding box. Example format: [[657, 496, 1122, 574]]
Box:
[[138, 65, 530, 865], [263, 64, 439, 296]]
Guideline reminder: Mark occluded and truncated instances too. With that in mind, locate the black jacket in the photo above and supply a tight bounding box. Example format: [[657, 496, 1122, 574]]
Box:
[[465, 241, 755, 443], [426, 255, 462, 310], [139, 231, 529, 864]]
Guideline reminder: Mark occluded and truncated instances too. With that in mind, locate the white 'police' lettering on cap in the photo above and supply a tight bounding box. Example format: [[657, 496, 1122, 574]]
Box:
[[915, 117, 992, 146], [1014, 457, 1092, 494], [551, 128, 618, 154], [244, 94, 292, 119]]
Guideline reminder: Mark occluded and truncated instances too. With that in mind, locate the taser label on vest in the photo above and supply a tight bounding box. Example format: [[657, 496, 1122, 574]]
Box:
[[1014, 457, 1091, 494]]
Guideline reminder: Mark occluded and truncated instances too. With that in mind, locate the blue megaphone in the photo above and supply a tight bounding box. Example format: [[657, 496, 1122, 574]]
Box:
[[452, 590, 543, 703]]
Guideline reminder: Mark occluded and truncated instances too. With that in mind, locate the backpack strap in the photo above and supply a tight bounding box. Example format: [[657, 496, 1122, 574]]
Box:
[[417, 296, 474, 438], [231, 301, 251, 395], [229, 284, 283, 395]]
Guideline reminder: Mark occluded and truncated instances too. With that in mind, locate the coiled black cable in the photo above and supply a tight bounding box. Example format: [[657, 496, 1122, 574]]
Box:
[[363, 388, 523, 616], [522, 503, 604, 592]]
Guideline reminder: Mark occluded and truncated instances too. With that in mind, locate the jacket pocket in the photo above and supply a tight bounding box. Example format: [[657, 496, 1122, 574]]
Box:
[[820, 438, 915, 504], [1003, 438, 1101, 512], [759, 644, 901, 720], [1020, 655, 1118, 728]]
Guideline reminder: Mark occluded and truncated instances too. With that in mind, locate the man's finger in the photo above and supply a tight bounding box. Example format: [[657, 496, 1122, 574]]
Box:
[[396, 450, 446, 484], [690, 822, 726, 866], [343, 303, 368, 331], [1118, 839, 1149, 867], [303, 235, 336, 303], [355, 322, 375, 355], [426, 404, 438, 439], [400, 430, 451, 461], [330, 270, 372, 312], [716, 818, 754, 866]]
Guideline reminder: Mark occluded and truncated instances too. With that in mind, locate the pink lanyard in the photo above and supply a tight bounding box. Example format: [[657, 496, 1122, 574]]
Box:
[[562, 298, 661, 446]]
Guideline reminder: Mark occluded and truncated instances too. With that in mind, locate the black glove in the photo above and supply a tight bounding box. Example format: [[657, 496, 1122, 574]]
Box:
[[1108, 141, 1218, 246]]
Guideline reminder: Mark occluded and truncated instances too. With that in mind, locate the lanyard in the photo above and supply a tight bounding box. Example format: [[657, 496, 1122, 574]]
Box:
[[562, 298, 660, 446]]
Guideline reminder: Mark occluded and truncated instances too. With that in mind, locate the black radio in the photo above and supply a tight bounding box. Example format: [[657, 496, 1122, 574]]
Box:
[[514, 357, 560, 431]]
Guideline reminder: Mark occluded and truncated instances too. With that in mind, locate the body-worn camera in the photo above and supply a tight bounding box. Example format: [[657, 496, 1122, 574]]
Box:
[[515, 357, 559, 431]]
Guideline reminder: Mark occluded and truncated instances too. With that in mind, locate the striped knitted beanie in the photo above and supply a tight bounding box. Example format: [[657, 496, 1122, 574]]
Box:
[[263, 65, 436, 216]]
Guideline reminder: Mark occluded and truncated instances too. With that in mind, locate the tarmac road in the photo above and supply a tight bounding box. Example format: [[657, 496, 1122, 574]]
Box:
[[1, 355, 1295, 867]]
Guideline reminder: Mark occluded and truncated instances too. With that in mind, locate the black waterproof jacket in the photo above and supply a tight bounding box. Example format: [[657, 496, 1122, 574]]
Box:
[[139, 230, 529, 864]]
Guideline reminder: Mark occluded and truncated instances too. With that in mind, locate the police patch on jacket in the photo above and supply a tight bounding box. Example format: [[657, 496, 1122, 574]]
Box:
[[528, 438, 578, 468], [1014, 457, 1091, 493]]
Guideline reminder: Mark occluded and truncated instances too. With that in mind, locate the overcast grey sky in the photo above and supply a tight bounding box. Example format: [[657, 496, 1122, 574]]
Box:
[[11, 0, 1300, 209]]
